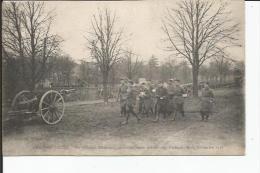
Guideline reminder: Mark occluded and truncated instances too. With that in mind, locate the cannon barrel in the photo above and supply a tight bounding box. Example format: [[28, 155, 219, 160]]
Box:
[[59, 88, 76, 95]]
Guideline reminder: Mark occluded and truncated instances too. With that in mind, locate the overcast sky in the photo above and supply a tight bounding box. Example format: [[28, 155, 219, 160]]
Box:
[[45, 0, 244, 64]]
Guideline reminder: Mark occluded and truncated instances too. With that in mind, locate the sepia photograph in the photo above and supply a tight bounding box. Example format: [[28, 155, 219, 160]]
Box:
[[2, 0, 245, 155]]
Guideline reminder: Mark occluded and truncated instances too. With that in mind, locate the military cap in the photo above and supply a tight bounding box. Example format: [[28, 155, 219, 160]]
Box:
[[159, 80, 164, 83], [128, 80, 134, 84]]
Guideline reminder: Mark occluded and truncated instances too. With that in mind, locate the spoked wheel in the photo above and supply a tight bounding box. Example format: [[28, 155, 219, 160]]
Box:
[[39, 90, 65, 125], [11, 90, 35, 111]]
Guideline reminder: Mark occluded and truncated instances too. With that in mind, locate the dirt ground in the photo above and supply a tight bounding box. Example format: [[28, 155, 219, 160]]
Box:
[[2, 88, 245, 155]]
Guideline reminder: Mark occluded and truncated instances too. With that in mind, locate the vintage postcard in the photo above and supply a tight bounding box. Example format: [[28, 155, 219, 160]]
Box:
[[2, 0, 245, 155]]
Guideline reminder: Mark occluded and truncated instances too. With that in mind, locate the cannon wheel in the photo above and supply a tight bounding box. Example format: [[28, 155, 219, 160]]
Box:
[[11, 90, 33, 111], [39, 90, 65, 125]]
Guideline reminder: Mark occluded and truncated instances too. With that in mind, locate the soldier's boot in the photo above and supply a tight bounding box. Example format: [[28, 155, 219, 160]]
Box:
[[133, 114, 141, 122], [163, 113, 166, 119], [146, 111, 149, 118], [180, 104, 185, 117], [137, 116, 141, 123], [133, 111, 141, 122], [181, 110, 185, 117], [121, 113, 130, 125], [138, 104, 142, 115], [153, 115, 159, 122], [120, 106, 126, 117], [200, 111, 205, 121], [171, 112, 176, 121], [205, 115, 209, 121]]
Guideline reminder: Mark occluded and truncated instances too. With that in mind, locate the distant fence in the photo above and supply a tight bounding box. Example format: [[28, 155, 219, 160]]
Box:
[[209, 82, 241, 89], [52, 86, 119, 102]]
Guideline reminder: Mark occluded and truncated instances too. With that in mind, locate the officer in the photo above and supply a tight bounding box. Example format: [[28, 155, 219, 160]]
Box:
[[121, 80, 141, 125], [167, 79, 176, 99], [146, 80, 154, 92], [172, 79, 185, 119], [154, 81, 168, 122], [155, 81, 168, 98], [137, 82, 147, 114], [117, 77, 128, 116], [142, 84, 153, 116], [200, 82, 214, 121]]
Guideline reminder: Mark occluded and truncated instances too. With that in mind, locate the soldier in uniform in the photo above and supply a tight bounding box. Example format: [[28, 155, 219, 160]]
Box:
[[142, 85, 154, 116], [117, 78, 128, 117], [156, 81, 168, 97], [172, 79, 185, 120], [167, 79, 176, 99], [154, 81, 168, 121], [121, 80, 141, 125], [138, 82, 146, 114], [164, 79, 176, 120], [200, 82, 214, 121]]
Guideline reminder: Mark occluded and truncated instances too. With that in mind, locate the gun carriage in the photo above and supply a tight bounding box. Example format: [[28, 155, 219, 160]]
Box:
[[7, 88, 75, 125]]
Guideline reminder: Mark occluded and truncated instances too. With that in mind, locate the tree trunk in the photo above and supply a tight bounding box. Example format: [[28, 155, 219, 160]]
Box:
[[219, 74, 223, 84], [128, 72, 132, 80], [103, 72, 109, 103], [192, 66, 199, 97]]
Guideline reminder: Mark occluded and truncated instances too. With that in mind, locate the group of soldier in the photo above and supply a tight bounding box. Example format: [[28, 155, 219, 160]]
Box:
[[117, 77, 214, 125]]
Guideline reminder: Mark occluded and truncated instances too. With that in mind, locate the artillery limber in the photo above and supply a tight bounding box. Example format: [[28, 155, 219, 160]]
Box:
[[7, 88, 75, 125]]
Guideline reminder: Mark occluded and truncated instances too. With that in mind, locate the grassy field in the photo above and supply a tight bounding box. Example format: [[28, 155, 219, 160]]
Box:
[[2, 87, 245, 155]]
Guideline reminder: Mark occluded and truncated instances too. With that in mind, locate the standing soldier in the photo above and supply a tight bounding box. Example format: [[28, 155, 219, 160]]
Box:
[[154, 81, 168, 122], [167, 79, 176, 119], [138, 82, 146, 114], [121, 80, 141, 125], [200, 82, 215, 121], [117, 78, 128, 117], [172, 79, 185, 120], [142, 85, 153, 116], [167, 79, 176, 99]]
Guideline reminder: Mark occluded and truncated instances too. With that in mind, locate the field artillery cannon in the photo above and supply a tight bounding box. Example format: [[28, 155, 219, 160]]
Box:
[[7, 89, 76, 125]]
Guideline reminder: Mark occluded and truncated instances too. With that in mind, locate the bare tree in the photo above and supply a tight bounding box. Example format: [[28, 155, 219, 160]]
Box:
[[122, 50, 143, 80], [2, 2, 26, 85], [199, 65, 210, 82], [147, 55, 159, 81], [162, 0, 240, 96], [50, 55, 76, 86], [2, 2, 62, 90], [86, 9, 124, 102], [214, 55, 232, 84], [160, 58, 192, 83], [78, 60, 100, 86]]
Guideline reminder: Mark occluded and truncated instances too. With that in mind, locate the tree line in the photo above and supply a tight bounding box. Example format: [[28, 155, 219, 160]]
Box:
[[2, 0, 242, 102]]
